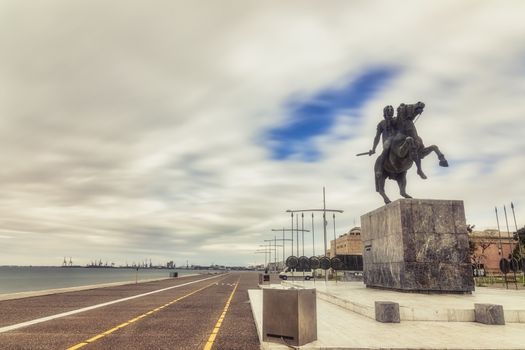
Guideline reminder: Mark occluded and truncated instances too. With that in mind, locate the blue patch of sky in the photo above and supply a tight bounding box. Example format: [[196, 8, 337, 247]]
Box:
[[266, 67, 398, 161]]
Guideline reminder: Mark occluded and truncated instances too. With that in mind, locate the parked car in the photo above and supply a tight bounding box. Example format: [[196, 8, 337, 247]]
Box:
[[279, 267, 314, 280]]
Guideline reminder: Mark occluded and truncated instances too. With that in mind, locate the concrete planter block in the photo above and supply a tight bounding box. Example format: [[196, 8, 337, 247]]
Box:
[[475, 304, 505, 325], [375, 301, 400, 323], [263, 288, 317, 346], [258, 273, 270, 285]]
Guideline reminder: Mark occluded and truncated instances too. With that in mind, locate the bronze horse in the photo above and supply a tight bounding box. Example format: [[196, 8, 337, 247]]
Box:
[[374, 102, 448, 204]]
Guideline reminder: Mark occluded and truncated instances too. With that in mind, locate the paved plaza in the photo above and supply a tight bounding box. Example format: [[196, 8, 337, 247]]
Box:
[[250, 281, 525, 349]]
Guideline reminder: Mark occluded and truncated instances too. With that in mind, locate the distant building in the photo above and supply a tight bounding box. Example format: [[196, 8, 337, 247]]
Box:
[[267, 261, 284, 272], [326, 227, 519, 275], [469, 229, 517, 274], [328, 227, 363, 258]]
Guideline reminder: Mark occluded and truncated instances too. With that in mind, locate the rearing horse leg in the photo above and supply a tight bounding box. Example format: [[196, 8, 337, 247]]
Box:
[[420, 145, 448, 167], [406, 137, 427, 179], [396, 172, 412, 199], [378, 174, 391, 204], [375, 156, 391, 204]]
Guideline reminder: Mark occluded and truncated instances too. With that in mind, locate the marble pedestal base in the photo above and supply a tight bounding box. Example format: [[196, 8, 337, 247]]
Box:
[[361, 199, 474, 294]]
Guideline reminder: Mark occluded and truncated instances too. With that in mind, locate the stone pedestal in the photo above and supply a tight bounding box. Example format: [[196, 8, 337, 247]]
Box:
[[361, 199, 474, 294]]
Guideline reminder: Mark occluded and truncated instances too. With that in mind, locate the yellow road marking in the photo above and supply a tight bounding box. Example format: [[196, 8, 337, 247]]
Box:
[[103, 325, 122, 334], [66, 279, 222, 350], [85, 334, 105, 343], [202, 278, 240, 350]]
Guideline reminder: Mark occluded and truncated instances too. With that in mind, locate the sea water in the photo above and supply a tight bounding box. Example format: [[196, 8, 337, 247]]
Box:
[[0, 266, 201, 294]]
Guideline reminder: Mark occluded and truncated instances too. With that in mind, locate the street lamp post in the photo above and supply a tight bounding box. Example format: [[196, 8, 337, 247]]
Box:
[[254, 249, 268, 268], [286, 187, 344, 282], [265, 238, 283, 273], [271, 228, 308, 261], [271, 228, 294, 264], [258, 243, 272, 269]]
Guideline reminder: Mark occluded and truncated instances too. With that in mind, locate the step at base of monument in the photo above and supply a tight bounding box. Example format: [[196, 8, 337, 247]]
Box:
[[282, 281, 525, 323]]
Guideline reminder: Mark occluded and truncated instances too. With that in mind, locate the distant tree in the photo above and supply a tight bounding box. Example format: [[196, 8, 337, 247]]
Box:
[[468, 226, 495, 275], [469, 240, 477, 258], [512, 226, 525, 258], [476, 239, 496, 264], [467, 224, 478, 262]]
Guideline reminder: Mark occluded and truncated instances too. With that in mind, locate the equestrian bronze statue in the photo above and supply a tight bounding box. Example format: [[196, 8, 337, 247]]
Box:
[[358, 102, 448, 204]]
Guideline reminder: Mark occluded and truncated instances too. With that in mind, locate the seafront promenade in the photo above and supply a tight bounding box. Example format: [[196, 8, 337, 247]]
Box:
[[0, 272, 260, 349], [4, 272, 524, 349]]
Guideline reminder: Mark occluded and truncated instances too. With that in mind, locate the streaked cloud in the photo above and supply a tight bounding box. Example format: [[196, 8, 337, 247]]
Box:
[[0, 0, 524, 266], [266, 67, 398, 161]]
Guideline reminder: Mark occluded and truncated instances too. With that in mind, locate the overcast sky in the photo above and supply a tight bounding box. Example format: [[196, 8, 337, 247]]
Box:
[[1, 1, 524, 267]]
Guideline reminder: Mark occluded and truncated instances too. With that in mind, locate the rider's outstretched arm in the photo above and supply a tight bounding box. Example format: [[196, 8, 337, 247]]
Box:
[[371, 123, 382, 154]]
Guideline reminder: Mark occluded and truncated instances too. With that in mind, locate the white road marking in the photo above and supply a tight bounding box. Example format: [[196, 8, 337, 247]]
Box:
[[0, 274, 224, 333]]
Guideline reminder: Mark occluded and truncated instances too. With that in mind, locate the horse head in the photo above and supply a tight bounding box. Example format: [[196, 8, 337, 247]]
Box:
[[405, 102, 425, 121]]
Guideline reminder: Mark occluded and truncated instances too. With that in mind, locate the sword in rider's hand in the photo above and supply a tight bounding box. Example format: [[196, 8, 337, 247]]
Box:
[[356, 150, 374, 156]]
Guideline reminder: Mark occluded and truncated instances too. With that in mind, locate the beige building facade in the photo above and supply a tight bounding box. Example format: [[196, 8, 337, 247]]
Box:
[[328, 227, 363, 258], [470, 229, 518, 274], [325, 227, 520, 274]]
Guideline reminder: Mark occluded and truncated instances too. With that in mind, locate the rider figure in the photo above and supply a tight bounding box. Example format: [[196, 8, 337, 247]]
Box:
[[370, 105, 395, 176], [396, 102, 427, 179]]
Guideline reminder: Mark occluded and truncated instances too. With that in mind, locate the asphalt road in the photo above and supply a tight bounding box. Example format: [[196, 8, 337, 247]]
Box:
[[0, 272, 263, 350]]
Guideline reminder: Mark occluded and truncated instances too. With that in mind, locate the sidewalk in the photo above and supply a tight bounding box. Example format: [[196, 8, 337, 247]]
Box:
[[248, 281, 525, 349], [283, 280, 525, 323]]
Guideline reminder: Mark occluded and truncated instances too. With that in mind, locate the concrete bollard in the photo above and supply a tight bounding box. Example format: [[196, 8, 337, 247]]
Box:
[[474, 303, 505, 325], [263, 288, 317, 346], [375, 301, 400, 323]]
